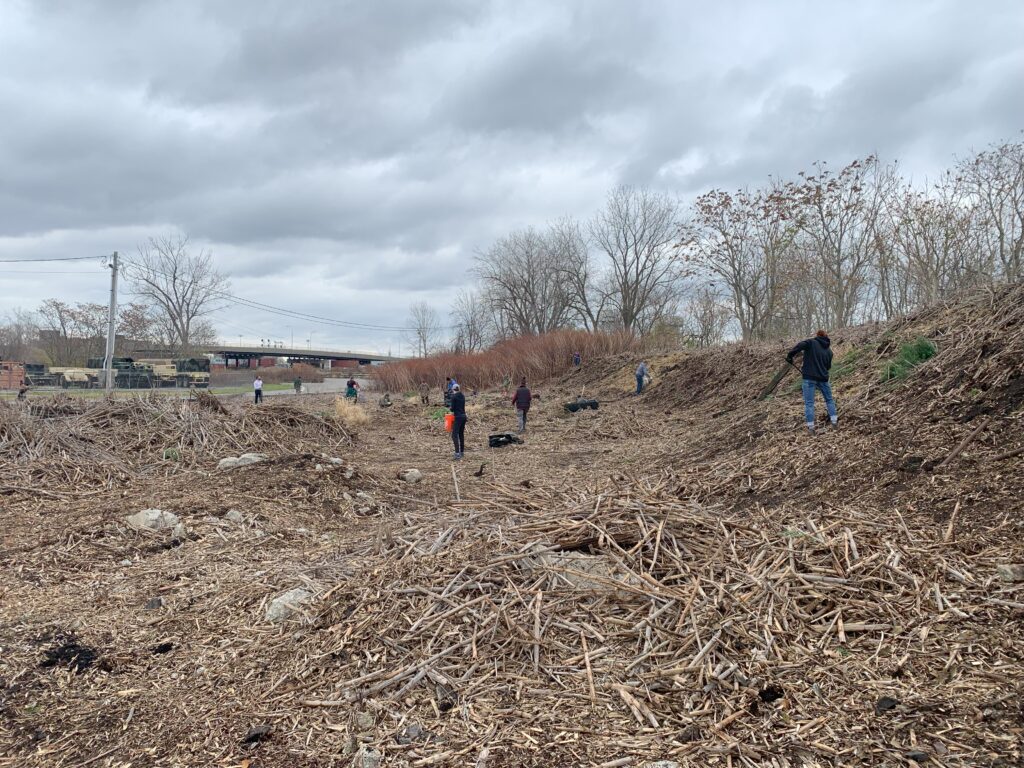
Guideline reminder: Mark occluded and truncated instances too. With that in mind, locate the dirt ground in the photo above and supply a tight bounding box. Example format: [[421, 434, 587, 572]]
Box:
[[2, 287, 1024, 768]]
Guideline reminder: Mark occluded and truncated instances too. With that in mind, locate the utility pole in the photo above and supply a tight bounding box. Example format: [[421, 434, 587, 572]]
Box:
[[102, 251, 119, 391]]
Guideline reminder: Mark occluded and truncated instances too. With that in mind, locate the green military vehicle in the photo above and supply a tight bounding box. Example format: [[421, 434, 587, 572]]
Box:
[[86, 357, 153, 389]]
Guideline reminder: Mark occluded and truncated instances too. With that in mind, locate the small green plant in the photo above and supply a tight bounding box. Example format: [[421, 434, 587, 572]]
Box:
[[831, 347, 864, 381], [162, 447, 181, 461], [429, 407, 447, 421], [880, 337, 937, 382]]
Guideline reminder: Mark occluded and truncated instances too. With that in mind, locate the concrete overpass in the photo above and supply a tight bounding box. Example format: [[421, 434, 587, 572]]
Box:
[[205, 344, 405, 367]]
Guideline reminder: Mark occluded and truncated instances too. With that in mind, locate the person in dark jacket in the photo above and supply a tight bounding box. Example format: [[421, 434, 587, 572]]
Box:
[[787, 329, 837, 433], [449, 384, 467, 459], [511, 378, 532, 433]]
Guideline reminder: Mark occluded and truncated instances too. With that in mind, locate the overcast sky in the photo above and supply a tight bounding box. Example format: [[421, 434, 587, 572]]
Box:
[[1, 0, 1022, 353]]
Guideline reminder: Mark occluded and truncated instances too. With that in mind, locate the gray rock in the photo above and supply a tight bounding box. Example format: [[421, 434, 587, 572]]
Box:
[[126, 509, 180, 532], [144, 597, 163, 610], [315, 463, 324, 472], [224, 509, 245, 524], [353, 747, 381, 768], [354, 711, 375, 731], [265, 587, 314, 623], [171, 523, 186, 540], [395, 722, 430, 744], [119, 558, 133, 567], [398, 468, 423, 484], [996, 563, 1024, 582], [523, 544, 642, 591], [218, 453, 267, 470], [329, 457, 344, 465]]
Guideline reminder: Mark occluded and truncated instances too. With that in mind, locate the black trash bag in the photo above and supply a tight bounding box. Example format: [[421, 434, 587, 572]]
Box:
[[564, 398, 599, 413], [488, 433, 524, 448]]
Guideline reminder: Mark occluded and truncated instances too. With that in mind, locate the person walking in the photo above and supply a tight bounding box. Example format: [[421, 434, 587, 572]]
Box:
[[573, 351, 582, 367], [449, 384, 467, 460], [418, 380, 430, 405], [253, 375, 264, 404], [293, 375, 302, 394], [635, 361, 649, 395], [787, 329, 837, 434], [511, 378, 532, 433]]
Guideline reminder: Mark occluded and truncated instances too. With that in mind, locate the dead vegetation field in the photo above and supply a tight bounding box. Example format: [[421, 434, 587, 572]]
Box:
[[2, 286, 1023, 768]]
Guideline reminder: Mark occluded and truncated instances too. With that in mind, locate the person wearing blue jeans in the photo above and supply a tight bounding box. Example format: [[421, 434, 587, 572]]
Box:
[[787, 330, 837, 434], [801, 379, 837, 431], [635, 361, 648, 395]]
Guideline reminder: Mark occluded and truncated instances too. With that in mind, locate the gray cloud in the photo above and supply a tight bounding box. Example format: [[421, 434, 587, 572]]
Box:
[[1, 0, 1022, 351]]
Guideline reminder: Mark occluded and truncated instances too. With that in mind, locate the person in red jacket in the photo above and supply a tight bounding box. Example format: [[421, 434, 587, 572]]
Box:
[[511, 378, 532, 434]]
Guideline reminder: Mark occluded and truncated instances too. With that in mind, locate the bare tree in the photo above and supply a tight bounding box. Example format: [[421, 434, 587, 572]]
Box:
[[127, 235, 228, 352], [792, 157, 898, 328], [0, 308, 39, 362], [957, 139, 1024, 281], [679, 283, 733, 347], [590, 185, 683, 335], [873, 175, 985, 317], [117, 302, 158, 351], [406, 301, 441, 357], [36, 300, 108, 365], [450, 290, 492, 353], [688, 184, 798, 341], [475, 227, 574, 335], [549, 216, 609, 331]]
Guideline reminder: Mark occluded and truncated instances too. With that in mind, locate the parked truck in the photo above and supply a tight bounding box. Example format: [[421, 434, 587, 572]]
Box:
[[86, 357, 153, 389], [49, 366, 99, 388], [138, 359, 182, 388], [24, 363, 56, 387], [174, 357, 210, 388]]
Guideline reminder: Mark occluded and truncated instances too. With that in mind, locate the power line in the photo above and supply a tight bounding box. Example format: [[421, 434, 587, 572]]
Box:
[[0, 269, 103, 274], [120, 257, 418, 333], [0, 255, 106, 263]]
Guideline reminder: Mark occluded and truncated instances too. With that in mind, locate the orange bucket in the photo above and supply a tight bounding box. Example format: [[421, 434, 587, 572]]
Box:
[[444, 413, 455, 432]]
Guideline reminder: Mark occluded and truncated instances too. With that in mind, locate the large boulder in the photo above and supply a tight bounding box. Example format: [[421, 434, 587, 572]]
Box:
[[265, 587, 315, 624], [126, 509, 180, 532]]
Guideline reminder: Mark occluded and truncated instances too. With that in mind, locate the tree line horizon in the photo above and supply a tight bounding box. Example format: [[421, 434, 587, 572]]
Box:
[[2, 135, 1022, 365], [408, 133, 1024, 356]]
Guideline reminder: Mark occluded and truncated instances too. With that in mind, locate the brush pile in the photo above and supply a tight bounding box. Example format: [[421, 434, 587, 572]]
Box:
[[293, 473, 1023, 766], [0, 393, 350, 489], [1, 285, 1022, 768]]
